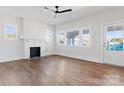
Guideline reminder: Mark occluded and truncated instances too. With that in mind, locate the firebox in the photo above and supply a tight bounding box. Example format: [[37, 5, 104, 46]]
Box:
[[30, 47, 40, 58]]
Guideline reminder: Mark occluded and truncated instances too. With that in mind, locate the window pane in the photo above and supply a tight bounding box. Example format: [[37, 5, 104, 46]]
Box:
[[66, 31, 80, 46], [47, 32, 52, 40], [5, 24, 17, 40], [82, 29, 90, 46], [58, 32, 65, 46], [106, 25, 123, 51]]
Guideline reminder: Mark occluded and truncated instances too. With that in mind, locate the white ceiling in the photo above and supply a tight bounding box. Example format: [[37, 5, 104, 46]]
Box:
[[0, 6, 113, 25]]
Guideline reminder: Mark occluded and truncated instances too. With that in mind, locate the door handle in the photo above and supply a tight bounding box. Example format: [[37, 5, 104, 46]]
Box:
[[104, 43, 106, 47], [104, 42, 109, 48]]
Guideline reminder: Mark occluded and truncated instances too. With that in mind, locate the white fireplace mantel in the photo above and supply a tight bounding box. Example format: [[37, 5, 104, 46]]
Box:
[[20, 35, 45, 40], [20, 35, 46, 59]]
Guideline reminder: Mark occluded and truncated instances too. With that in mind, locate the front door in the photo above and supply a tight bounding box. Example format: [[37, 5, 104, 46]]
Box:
[[104, 22, 124, 66]]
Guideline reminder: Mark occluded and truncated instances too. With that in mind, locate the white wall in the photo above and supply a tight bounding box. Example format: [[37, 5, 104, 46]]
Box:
[[23, 18, 55, 56], [0, 14, 24, 62], [55, 7, 124, 63]]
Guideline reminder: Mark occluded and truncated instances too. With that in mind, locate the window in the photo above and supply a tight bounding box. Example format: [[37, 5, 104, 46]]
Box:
[[4, 24, 17, 40], [66, 31, 80, 46], [81, 28, 91, 46], [47, 31, 52, 40], [46, 29, 52, 40], [58, 32, 65, 46], [58, 28, 91, 47]]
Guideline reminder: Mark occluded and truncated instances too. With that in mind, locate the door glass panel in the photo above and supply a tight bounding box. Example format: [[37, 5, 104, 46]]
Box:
[[106, 25, 123, 51]]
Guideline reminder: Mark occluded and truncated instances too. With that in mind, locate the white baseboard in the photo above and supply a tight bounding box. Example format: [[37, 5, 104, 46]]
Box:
[[55, 53, 103, 64], [43, 52, 56, 56], [0, 56, 25, 63]]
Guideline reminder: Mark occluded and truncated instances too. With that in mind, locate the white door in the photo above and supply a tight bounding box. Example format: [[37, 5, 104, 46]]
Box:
[[104, 22, 124, 66]]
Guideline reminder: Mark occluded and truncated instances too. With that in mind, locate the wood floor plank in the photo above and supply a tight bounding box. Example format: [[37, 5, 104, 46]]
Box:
[[0, 55, 124, 86]]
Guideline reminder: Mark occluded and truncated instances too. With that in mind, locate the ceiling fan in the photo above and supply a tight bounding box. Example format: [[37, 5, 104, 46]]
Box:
[[44, 6, 72, 18]]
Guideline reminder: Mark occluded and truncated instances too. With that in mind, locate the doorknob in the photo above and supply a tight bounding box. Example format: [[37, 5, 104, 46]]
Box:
[[104, 43, 106, 47], [104, 42, 108, 47]]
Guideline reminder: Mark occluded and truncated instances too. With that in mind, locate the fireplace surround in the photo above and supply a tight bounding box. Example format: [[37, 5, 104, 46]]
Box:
[[20, 36, 45, 59]]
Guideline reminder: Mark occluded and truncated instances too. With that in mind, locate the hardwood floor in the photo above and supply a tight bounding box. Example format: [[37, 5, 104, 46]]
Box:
[[0, 55, 124, 86]]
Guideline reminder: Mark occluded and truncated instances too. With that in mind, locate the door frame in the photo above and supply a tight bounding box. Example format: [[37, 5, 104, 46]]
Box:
[[103, 20, 124, 65]]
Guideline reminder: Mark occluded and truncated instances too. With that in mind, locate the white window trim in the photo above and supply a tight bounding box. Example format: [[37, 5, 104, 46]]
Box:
[[46, 30, 52, 41], [4, 23, 18, 40], [79, 27, 91, 47], [57, 31, 66, 46]]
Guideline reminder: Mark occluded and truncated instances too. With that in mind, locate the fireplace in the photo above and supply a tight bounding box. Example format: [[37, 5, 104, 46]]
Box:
[[30, 47, 40, 58], [22, 38, 45, 59]]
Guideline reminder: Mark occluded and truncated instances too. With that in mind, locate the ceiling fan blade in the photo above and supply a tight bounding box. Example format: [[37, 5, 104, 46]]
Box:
[[58, 9, 72, 13], [44, 7, 55, 13]]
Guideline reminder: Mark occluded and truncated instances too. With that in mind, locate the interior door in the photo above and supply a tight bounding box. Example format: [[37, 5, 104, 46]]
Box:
[[104, 22, 124, 66]]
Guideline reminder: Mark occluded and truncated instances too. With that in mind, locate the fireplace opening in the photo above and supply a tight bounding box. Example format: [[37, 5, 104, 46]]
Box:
[[30, 47, 40, 58]]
